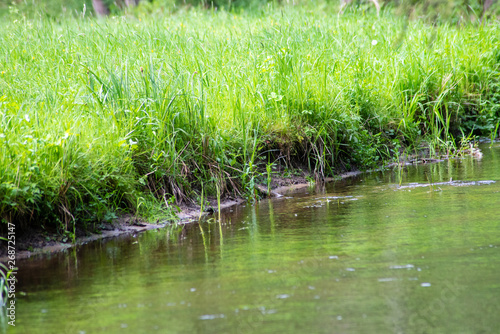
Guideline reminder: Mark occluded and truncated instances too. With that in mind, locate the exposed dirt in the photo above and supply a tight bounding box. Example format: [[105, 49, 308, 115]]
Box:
[[0, 215, 164, 262]]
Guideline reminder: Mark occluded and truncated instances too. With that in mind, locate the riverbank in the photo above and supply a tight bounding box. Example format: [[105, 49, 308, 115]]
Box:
[[2, 142, 489, 261], [0, 168, 350, 261], [1, 8, 499, 250]]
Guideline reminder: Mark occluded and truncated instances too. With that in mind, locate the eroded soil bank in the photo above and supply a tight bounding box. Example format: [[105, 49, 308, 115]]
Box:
[[1, 145, 486, 262], [0, 170, 364, 262]]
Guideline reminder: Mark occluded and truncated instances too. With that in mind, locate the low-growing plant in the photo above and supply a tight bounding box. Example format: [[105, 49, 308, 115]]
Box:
[[491, 121, 500, 146]]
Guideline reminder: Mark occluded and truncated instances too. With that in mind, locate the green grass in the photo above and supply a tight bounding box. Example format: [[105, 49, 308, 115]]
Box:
[[1, 6, 499, 233]]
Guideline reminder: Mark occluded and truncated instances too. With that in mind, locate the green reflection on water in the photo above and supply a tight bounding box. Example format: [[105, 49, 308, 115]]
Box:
[[12, 145, 500, 334]]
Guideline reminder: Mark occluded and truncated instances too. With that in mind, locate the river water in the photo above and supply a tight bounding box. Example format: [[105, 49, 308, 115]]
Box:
[[9, 144, 500, 333]]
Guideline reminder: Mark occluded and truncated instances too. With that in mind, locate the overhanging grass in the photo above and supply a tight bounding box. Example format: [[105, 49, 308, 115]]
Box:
[[1, 7, 499, 232]]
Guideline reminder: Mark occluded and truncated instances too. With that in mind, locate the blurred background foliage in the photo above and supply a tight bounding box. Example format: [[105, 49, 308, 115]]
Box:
[[0, 0, 498, 20]]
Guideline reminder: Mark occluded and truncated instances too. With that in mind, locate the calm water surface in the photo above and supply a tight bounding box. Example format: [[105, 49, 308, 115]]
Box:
[[9, 144, 500, 333]]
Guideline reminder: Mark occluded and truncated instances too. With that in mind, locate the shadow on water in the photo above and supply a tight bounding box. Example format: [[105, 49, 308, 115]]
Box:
[[8, 144, 500, 334]]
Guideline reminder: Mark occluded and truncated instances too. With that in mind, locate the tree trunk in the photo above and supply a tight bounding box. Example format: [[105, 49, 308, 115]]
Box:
[[92, 0, 141, 16], [124, 0, 141, 7], [482, 0, 495, 19], [92, 0, 109, 16]]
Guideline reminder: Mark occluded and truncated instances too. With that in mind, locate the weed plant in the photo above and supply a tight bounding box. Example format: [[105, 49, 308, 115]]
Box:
[[0, 6, 499, 232]]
